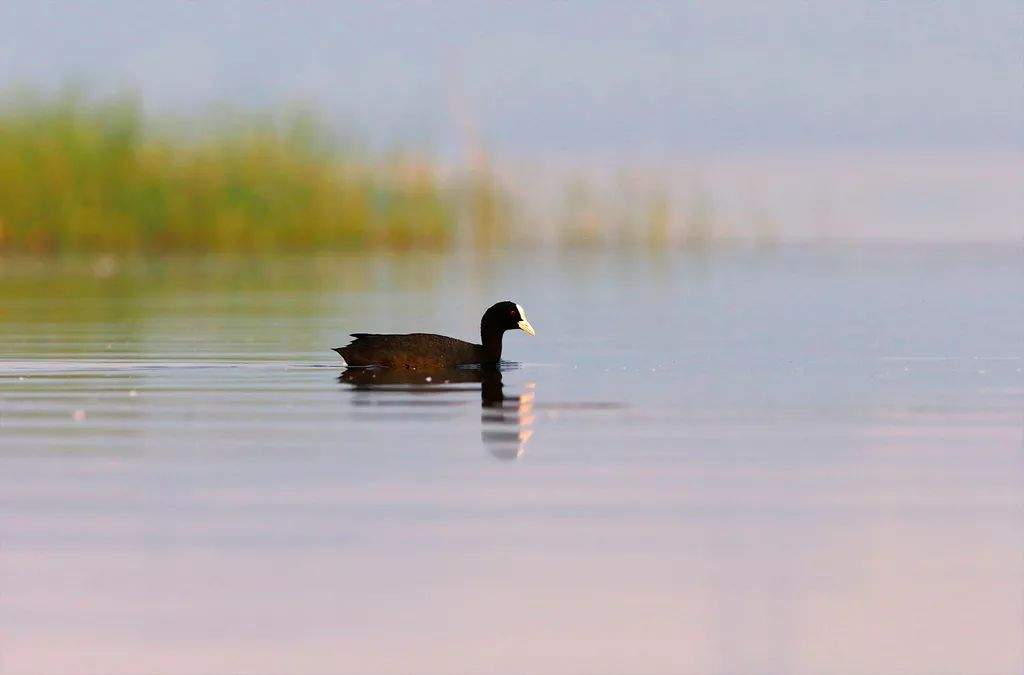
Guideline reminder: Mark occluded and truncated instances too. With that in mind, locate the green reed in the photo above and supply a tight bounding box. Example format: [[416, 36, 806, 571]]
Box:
[[0, 92, 454, 253], [0, 91, 741, 254]]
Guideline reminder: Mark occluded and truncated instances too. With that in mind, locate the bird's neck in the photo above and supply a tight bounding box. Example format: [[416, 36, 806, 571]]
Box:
[[481, 326, 504, 362]]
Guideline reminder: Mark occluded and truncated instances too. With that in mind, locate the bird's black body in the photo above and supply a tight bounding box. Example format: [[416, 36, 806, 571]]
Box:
[[335, 333, 488, 369], [334, 301, 534, 369]]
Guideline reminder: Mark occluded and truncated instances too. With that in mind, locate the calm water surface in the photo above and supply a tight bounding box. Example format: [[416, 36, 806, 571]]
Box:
[[1, 245, 1021, 674]]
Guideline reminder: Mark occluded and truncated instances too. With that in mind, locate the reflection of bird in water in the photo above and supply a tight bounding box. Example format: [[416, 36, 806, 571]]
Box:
[[338, 367, 536, 461], [481, 374, 535, 461]]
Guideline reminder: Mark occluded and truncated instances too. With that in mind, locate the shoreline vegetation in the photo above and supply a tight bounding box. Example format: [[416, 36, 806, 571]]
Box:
[[0, 92, 458, 253], [0, 91, 723, 254], [6, 92, 1011, 255]]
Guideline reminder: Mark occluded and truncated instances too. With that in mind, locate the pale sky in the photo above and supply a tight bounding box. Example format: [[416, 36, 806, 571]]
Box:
[[1, 1, 1019, 156]]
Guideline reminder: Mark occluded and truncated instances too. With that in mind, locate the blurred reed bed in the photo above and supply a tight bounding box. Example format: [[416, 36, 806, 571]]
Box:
[[495, 162, 743, 252], [0, 92, 452, 253], [0, 90, 763, 255]]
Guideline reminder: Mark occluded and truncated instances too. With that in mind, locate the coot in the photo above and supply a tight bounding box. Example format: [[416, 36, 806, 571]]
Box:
[[334, 301, 535, 369]]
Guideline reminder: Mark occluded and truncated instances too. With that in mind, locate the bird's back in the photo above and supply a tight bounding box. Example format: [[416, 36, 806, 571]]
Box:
[[335, 333, 483, 369]]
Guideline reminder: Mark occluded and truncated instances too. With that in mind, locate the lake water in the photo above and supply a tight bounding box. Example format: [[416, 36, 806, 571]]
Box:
[[1, 244, 1021, 674]]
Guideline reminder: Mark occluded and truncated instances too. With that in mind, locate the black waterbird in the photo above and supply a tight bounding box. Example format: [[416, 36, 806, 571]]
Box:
[[334, 301, 535, 369]]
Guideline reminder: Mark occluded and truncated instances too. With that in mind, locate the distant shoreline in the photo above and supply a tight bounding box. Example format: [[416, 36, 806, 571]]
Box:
[[3, 93, 1018, 254]]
